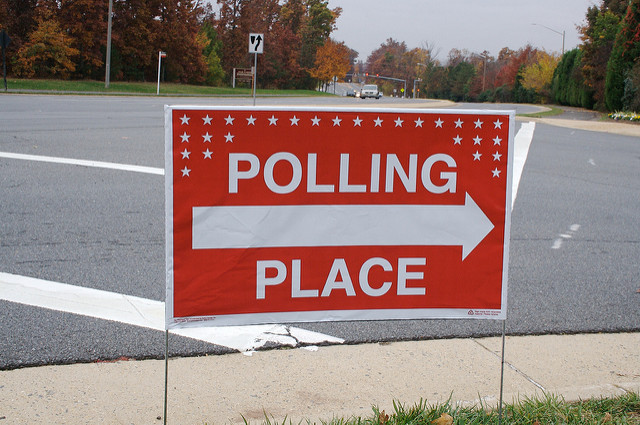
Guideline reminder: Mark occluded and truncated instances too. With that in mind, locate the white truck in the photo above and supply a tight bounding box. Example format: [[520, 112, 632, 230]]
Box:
[[360, 84, 381, 99]]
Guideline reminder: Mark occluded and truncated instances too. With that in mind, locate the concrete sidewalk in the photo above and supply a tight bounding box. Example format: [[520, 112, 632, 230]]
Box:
[[1, 332, 638, 424]]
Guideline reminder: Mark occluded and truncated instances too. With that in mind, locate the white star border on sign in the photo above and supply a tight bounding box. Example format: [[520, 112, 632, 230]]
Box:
[[174, 112, 509, 180], [176, 113, 509, 132]]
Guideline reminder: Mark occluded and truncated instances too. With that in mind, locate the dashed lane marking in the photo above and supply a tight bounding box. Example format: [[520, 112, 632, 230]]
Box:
[[551, 224, 581, 250]]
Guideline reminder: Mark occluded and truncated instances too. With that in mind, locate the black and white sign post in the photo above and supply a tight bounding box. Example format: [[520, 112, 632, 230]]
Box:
[[249, 33, 263, 106]]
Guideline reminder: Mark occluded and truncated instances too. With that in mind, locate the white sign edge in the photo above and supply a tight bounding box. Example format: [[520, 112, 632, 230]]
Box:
[[164, 105, 175, 330]]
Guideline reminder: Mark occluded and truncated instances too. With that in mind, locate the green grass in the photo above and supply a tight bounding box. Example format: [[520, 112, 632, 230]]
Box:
[[243, 392, 640, 425], [2, 78, 332, 97], [518, 106, 565, 118]]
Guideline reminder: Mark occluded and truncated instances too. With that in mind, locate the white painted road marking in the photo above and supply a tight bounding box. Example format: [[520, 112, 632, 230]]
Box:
[[551, 224, 581, 250], [0, 121, 536, 351], [0, 272, 343, 351], [0, 151, 164, 175], [512, 121, 536, 209]]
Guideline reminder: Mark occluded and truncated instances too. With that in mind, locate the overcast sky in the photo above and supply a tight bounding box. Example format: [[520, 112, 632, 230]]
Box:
[[325, 0, 597, 62]]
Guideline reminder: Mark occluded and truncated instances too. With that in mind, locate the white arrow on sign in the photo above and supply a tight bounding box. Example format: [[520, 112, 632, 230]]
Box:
[[192, 193, 494, 260]]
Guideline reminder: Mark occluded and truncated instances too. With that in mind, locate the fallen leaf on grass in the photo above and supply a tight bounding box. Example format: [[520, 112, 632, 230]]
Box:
[[603, 412, 612, 422], [378, 410, 389, 424], [431, 413, 453, 425]]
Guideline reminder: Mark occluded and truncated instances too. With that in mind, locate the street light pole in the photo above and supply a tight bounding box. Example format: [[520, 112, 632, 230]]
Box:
[[532, 23, 565, 55]]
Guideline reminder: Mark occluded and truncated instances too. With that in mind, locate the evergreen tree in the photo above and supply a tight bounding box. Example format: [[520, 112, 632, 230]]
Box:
[[552, 48, 594, 108], [579, 0, 627, 110], [605, 0, 640, 111], [200, 21, 225, 86]]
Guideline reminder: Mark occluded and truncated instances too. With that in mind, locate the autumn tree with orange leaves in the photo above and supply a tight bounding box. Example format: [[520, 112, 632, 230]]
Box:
[[309, 39, 350, 87], [521, 51, 561, 102], [13, 10, 79, 79]]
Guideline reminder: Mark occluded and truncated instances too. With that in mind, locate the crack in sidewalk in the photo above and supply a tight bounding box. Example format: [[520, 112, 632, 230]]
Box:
[[472, 338, 546, 391]]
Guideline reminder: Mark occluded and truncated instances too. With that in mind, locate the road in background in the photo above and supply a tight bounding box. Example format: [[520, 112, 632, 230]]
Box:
[[0, 94, 638, 369]]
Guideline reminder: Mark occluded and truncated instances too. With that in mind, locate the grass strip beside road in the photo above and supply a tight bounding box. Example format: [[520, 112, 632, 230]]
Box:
[[2, 78, 331, 97], [518, 106, 564, 118], [251, 392, 640, 425]]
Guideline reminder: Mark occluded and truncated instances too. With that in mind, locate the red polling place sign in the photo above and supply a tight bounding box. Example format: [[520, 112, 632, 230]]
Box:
[[165, 106, 513, 328]]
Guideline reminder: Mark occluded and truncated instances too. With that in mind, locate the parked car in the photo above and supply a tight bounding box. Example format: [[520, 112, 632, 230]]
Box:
[[346, 89, 357, 97], [360, 84, 381, 99]]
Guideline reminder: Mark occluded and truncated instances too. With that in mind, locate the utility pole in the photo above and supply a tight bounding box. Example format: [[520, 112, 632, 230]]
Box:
[[482, 51, 489, 93], [0, 29, 10, 92], [105, 0, 113, 88]]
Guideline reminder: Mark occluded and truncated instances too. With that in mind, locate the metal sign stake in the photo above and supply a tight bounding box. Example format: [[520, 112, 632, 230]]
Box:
[[498, 320, 506, 425], [248, 33, 263, 106], [163, 329, 169, 425], [252, 53, 257, 106]]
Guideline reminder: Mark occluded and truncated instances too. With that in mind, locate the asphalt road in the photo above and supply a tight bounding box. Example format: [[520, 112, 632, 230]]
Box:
[[0, 94, 638, 369]]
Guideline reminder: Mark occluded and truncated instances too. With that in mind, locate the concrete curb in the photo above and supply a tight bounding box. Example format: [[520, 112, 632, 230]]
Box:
[[522, 116, 640, 137], [1, 332, 638, 424]]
